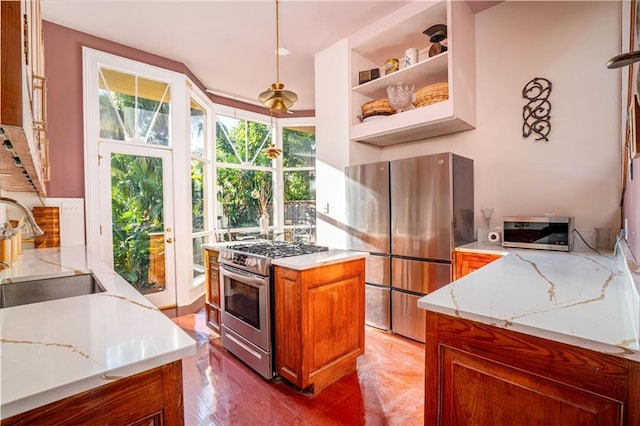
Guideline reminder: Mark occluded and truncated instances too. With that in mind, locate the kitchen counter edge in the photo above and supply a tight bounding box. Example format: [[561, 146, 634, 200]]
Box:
[[418, 240, 640, 361], [0, 245, 197, 420]]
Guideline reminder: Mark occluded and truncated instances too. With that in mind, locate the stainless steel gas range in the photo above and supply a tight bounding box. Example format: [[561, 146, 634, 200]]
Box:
[[217, 241, 329, 379]]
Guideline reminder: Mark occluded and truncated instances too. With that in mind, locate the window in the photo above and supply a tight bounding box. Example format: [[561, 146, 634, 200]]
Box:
[[98, 68, 170, 145], [213, 108, 316, 242], [283, 125, 316, 243], [215, 113, 275, 235]]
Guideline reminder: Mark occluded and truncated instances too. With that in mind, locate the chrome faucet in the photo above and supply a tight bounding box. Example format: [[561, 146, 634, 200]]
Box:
[[0, 197, 44, 238]]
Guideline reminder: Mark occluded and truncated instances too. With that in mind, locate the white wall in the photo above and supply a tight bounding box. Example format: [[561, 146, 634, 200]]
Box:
[[315, 38, 351, 249], [346, 1, 621, 244]]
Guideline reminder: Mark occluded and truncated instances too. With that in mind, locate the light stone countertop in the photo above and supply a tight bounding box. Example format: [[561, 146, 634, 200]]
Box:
[[418, 240, 640, 361], [0, 246, 197, 420], [202, 242, 369, 271], [270, 249, 369, 271]]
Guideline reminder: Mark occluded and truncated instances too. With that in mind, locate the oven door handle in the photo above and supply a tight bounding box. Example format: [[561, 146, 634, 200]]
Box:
[[220, 265, 267, 287]]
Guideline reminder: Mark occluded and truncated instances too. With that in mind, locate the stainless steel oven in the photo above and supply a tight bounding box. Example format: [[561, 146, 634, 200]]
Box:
[[217, 241, 329, 381], [219, 263, 273, 379]]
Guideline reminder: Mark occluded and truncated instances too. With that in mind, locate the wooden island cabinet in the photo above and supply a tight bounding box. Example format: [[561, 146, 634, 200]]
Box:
[[274, 257, 365, 394], [425, 311, 640, 425]]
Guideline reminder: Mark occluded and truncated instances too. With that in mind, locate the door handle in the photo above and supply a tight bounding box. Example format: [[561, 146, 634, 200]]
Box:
[[166, 237, 173, 243]]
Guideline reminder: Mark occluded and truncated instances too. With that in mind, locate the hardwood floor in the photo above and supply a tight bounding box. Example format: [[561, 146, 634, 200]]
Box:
[[172, 310, 425, 425]]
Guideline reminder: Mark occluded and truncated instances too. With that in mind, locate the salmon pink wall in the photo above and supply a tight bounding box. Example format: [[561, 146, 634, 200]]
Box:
[[42, 21, 314, 198], [43, 22, 191, 197]]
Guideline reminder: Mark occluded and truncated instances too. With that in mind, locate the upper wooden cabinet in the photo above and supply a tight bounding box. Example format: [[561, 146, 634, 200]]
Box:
[[349, 0, 476, 146], [1, 0, 48, 196]]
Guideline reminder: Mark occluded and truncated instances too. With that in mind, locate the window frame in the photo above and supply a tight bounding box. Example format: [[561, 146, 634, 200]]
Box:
[[188, 85, 215, 288]]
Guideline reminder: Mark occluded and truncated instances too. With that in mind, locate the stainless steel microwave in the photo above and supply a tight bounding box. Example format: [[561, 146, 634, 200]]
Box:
[[502, 216, 574, 252]]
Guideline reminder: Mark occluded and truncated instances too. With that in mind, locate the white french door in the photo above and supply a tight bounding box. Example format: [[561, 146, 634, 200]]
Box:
[[84, 48, 186, 308], [98, 142, 176, 307]]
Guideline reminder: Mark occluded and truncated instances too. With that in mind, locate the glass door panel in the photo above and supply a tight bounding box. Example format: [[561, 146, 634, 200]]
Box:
[[111, 153, 166, 294], [100, 143, 176, 307]]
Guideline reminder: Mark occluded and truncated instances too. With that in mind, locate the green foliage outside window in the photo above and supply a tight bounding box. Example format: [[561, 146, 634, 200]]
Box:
[[283, 127, 316, 202], [192, 160, 205, 232], [111, 153, 164, 291], [216, 117, 316, 234]]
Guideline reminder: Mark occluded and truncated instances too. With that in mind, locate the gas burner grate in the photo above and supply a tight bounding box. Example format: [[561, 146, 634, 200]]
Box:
[[229, 241, 329, 258]]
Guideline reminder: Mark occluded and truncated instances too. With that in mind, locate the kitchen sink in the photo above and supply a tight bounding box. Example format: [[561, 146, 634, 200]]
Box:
[[0, 272, 106, 308]]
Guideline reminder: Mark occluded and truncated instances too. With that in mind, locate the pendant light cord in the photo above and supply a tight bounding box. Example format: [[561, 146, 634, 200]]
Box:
[[275, 0, 280, 84]]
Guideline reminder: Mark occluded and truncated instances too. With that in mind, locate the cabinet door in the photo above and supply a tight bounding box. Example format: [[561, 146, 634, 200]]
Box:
[[0, 0, 48, 195], [455, 251, 502, 279], [206, 304, 220, 334], [440, 346, 623, 425], [208, 262, 220, 307], [204, 249, 220, 307], [204, 248, 221, 333], [425, 312, 635, 426]]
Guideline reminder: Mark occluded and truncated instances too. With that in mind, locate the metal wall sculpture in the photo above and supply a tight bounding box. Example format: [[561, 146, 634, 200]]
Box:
[[522, 77, 552, 142]]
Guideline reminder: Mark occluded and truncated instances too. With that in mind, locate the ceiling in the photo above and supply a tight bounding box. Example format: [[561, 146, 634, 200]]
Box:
[[41, 0, 500, 112]]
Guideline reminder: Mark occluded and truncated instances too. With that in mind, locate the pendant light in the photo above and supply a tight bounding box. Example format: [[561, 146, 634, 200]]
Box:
[[262, 114, 282, 160], [262, 144, 282, 160], [258, 0, 298, 114]]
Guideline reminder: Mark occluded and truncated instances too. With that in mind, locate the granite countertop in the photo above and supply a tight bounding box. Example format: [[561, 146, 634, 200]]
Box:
[[418, 241, 640, 361], [0, 246, 197, 420]]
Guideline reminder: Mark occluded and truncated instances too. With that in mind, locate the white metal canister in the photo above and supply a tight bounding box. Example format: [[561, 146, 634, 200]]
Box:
[[404, 48, 419, 68]]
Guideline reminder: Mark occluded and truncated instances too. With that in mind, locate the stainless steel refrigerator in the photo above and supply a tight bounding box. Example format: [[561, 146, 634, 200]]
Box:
[[345, 153, 474, 342]]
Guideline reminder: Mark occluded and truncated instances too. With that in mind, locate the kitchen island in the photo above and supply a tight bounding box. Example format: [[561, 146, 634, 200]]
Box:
[[0, 246, 196, 424], [418, 241, 640, 424], [272, 249, 368, 394]]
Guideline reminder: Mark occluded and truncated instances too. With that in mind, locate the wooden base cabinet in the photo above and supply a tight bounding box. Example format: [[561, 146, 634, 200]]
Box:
[[425, 311, 639, 425], [274, 259, 365, 394], [454, 251, 502, 279], [204, 248, 221, 333], [3, 360, 185, 425]]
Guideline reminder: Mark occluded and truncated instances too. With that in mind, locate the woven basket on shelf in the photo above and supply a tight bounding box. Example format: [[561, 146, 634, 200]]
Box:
[[360, 99, 396, 119], [414, 82, 449, 108]]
